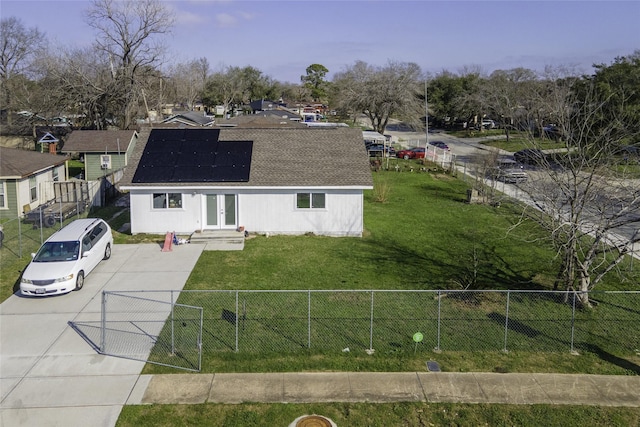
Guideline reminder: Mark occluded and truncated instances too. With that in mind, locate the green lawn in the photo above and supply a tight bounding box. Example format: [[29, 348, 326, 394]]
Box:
[[117, 402, 640, 427], [135, 168, 639, 376], [2, 165, 636, 425]]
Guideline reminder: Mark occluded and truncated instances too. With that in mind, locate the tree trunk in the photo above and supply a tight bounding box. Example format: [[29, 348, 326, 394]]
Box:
[[576, 268, 592, 308]]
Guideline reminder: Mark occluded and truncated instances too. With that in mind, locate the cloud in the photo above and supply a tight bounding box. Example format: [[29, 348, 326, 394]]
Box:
[[176, 10, 208, 25], [215, 13, 237, 27], [238, 11, 254, 21]]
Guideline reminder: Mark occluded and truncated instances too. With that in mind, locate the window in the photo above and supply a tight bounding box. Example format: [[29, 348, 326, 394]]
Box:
[[29, 176, 37, 202], [0, 181, 5, 208], [89, 224, 105, 243], [153, 193, 182, 209], [296, 192, 325, 209], [82, 235, 92, 253], [52, 168, 59, 182]]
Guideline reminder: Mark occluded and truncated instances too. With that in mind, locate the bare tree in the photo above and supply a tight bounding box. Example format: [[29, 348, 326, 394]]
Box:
[[332, 60, 424, 134], [480, 68, 541, 139], [201, 65, 275, 116], [85, 0, 174, 129], [0, 17, 46, 124], [201, 66, 245, 117], [166, 57, 210, 110], [510, 67, 640, 306]]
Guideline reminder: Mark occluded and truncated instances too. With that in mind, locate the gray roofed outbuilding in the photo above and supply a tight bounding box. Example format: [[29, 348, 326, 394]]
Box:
[[61, 130, 138, 153], [161, 111, 215, 127]]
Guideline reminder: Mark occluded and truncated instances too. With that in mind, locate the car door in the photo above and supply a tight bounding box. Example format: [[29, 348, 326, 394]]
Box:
[[86, 223, 107, 271]]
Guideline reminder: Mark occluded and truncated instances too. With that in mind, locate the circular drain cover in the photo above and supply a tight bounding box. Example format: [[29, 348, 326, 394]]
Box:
[[290, 415, 336, 427]]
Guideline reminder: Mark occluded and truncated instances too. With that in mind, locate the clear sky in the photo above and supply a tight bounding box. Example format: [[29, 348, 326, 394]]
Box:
[[2, 0, 639, 83]]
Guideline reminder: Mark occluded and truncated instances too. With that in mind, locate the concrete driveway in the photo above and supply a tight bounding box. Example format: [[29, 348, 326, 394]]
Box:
[[0, 243, 204, 427]]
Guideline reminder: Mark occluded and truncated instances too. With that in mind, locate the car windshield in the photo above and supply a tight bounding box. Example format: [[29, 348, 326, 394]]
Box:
[[33, 241, 80, 262]]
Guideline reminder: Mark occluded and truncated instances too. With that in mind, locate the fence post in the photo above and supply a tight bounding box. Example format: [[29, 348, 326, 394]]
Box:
[[198, 306, 203, 371], [18, 215, 22, 258], [38, 209, 43, 244], [308, 290, 311, 349], [503, 291, 510, 353], [435, 290, 441, 351], [58, 199, 63, 228], [170, 290, 175, 355], [235, 291, 239, 352], [100, 291, 106, 353], [570, 292, 577, 354], [369, 290, 374, 351]]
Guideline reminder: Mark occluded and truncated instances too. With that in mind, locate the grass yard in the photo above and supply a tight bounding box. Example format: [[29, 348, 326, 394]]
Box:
[[117, 402, 640, 427], [139, 168, 639, 376]]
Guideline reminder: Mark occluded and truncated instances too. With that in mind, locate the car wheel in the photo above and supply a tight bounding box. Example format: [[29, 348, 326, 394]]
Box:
[[75, 271, 85, 291], [403, 154, 410, 160], [44, 215, 56, 228], [103, 243, 111, 260]]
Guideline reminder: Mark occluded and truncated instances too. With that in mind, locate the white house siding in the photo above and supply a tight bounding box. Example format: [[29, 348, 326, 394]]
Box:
[[128, 188, 365, 237], [238, 189, 364, 237], [129, 190, 202, 235], [19, 164, 67, 212]]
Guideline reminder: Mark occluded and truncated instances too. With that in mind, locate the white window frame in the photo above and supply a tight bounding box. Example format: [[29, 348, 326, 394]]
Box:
[[52, 167, 59, 182], [29, 176, 37, 202], [0, 181, 6, 209], [296, 192, 326, 209], [152, 192, 183, 209]]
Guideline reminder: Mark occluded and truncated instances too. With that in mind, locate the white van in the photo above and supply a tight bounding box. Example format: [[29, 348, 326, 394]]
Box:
[[20, 218, 113, 296]]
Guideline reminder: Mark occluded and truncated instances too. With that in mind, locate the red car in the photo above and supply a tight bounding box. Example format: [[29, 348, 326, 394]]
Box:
[[396, 147, 425, 160]]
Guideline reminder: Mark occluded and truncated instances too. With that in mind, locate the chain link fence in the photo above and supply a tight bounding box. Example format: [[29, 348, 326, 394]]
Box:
[[96, 289, 639, 371], [0, 180, 100, 265], [68, 291, 204, 371]]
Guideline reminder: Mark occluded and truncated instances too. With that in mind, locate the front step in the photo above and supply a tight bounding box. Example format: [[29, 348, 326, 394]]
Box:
[[189, 230, 245, 251]]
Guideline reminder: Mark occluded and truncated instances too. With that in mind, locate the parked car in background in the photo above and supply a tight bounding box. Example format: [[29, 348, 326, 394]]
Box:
[[482, 119, 496, 129], [20, 218, 113, 296], [488, 166, 529, 183], [486, 157, 529, 183], [514, 148, 546, 165], [542, 124, 564, 141], [428, 140, 449, 150], [396, 147, 425, 160], [366, 144, 396, 157]]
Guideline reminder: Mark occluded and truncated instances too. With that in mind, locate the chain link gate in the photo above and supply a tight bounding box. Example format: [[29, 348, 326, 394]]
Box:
[[100, 291, 203, 372]]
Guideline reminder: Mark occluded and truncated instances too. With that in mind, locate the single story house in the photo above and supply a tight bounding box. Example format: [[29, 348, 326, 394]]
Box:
[[217, 114, 307, 128], [161, 111, 215, 127], [0, 147, 69, 219], [119, 127, 373, 236], [61, 130, 139, 180], [249, 99, 285, 112]]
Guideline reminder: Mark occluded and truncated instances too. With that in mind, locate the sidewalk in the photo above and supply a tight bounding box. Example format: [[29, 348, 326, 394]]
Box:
[[129, 371, 640, 407]]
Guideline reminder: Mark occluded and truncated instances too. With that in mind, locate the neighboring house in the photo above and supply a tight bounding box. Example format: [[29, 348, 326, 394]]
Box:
[[0, 147, 68, 220], [120, 127, 373, 237], [248, 99, 286, 112], [61, 130, 139, 180], [161, 111, 215, 127], [218, 114, 306, 128], [36, 132, 60, 154]]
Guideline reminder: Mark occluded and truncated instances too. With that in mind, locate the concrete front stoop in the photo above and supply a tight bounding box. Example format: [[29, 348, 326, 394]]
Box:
[[188, 230, 245, 251]]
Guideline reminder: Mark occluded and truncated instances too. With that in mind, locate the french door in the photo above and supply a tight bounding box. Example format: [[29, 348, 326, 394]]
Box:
[[205, 194, 236, 229]]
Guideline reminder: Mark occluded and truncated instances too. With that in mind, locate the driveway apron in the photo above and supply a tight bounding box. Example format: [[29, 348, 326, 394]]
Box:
[[0, 243, 204, 427]]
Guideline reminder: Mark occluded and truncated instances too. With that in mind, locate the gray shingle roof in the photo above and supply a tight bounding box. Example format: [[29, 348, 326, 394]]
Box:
[[162, 111, 215, 126], [0, 147, 69, 178], [61, 130, 137, 153], [120, 127, 373, 188]]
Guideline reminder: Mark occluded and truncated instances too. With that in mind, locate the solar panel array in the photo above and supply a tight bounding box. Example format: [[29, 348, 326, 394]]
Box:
[[132, 129, 252, 183]]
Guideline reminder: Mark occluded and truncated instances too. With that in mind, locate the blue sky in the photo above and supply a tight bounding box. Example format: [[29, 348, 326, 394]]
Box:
[[3, 0, 639, 83]]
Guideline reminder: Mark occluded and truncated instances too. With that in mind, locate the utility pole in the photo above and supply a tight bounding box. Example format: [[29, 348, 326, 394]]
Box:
[[425, 79, 429, 149]]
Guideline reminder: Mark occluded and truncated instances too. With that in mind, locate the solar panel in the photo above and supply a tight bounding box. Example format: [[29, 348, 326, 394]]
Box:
[[132, 129, 252, 183]]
